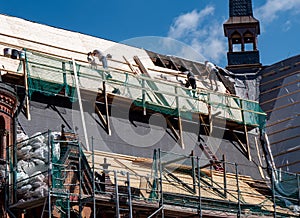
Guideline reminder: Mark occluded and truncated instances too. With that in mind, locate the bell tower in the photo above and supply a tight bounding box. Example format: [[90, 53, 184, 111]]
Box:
[[223, 0, 261, 72]]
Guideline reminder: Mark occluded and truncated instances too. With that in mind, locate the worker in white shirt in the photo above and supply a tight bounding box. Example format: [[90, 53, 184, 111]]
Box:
[[204, 61, 218, 90], [87, 49, 112, 79]]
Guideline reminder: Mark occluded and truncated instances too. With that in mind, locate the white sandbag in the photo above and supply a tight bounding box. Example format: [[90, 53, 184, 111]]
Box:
[[17, 184, 32, 195], [32, 185, 48, 197], [29, 171, 45, 183], [28, 164, 48, 176], [17, 132, 29, 148], [17, 160, 27, 172], [31, 181, 46, 188], [17, 150, 24, 160], [23, 152, 35, 161], [20, 145, 32, 153], [29, 132, 45, 144], [22, 161, 35, 175], [31, 141, 45, 149], [17, 171, 29, 187], [32, 146, 49, 161], [32, 158, 45, 165]]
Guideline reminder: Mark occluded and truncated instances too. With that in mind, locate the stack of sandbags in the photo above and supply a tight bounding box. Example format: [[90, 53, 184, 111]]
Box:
[[16, 131, 61, 202]]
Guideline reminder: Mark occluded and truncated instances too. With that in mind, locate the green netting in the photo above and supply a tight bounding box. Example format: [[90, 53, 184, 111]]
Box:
[[23, 51, 267, 129], [241, 100, 266, 129], [25, 52, 77, 102]]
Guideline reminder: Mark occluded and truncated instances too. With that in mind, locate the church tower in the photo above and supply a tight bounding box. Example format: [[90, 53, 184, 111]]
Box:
[[223, 0, 261, 73]]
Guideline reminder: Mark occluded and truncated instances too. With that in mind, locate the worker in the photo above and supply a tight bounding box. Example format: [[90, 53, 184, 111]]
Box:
[[87, 49, 112, 79], [177, 68, 197, 98], [204, 61, 218, 90]]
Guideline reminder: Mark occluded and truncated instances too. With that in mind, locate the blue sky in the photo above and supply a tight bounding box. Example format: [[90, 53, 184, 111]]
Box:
[[1, 0, 300, 68]]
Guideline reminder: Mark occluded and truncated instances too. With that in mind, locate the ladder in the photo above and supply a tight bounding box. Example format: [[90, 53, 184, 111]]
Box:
[[114, 171, 133, 218], [199, 143, 224, 171]]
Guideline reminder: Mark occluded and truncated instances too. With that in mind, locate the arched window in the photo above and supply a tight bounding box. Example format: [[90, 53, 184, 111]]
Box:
[[243, 30, 255, 51], [230, 31, 242, 52]]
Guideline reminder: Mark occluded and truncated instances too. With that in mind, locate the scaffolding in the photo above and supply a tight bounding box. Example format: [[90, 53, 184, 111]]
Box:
[[20, 50, 266, 130], [2, 48, 298, 217], [3, 131, 300, 218]]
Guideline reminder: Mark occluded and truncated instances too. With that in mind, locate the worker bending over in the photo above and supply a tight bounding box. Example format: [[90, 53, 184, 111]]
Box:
[[87, 49, 112, 79], [176, 69, 197, 98]]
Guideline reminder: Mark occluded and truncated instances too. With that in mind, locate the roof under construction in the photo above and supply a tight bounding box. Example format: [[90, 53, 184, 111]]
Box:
[[0, 13, 299, 218]]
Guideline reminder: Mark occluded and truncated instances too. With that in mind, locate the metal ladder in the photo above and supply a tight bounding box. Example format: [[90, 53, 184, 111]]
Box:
[[114, 171, 133, 218]]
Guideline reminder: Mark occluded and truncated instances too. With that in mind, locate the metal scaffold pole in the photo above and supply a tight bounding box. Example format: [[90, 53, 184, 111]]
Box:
[[197, 156, 202, 218], [79, 140, 82, 218], [92, 137, 96, 218], [271, 169, 277, 218], [235, 163, 241, 218], [127, 172, 133, 218], [115, 171, 120, 218], [158, 148, 164, 218], [48, 130, 52, 218]]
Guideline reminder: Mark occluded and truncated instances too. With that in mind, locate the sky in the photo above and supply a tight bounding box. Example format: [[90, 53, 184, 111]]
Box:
[[1, 0, 300, 68]]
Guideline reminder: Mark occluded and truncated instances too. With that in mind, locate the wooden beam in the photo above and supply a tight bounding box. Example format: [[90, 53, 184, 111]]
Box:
[[95, 103, 107, 126], [133, 56, 149, 76], [244, 125, 251, 161], [175, 86, 184, 149], [156, 54, 167, 68], [240, 100, 251, 161], [103, 81, 111, 135], [169, 57, 180, 71], [230, 130, 248, 157], [165, 116, 180, 141], [123, 56, 138, 74], [72, 58, 90, 150], [142, 77, 146, 116], [254, 136, 265, 179], [208, 106, 213, 135]]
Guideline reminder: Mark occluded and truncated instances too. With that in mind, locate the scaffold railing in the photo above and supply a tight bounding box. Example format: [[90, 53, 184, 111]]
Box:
[[22, 51, 266, 129]]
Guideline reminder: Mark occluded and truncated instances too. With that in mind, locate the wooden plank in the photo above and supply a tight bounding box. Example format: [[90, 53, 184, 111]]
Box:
[[254, 136, 265, 179], [94, 103, 107, 126], [169, 57, 180, 71], [230, 130, 247, 156], [165, 116, 180, 141], [103, 81, 111, 135], [133, 56, 149, 76], [175, 86, 184, 148], [156, 54, 167, 68], [72, 58, 89, 150], [123, 56, 138, 74], [244, 126, 251, 161], [240, 100, 251, 161]]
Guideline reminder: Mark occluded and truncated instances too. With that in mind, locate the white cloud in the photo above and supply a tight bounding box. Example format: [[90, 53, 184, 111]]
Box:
[[255, 0, 300, 24], [168, 6, 214, 39], [167, 6, 226, 64]]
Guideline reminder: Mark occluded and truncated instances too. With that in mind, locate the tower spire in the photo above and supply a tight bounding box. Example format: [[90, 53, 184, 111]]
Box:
[[224, 0, 261, 72]]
